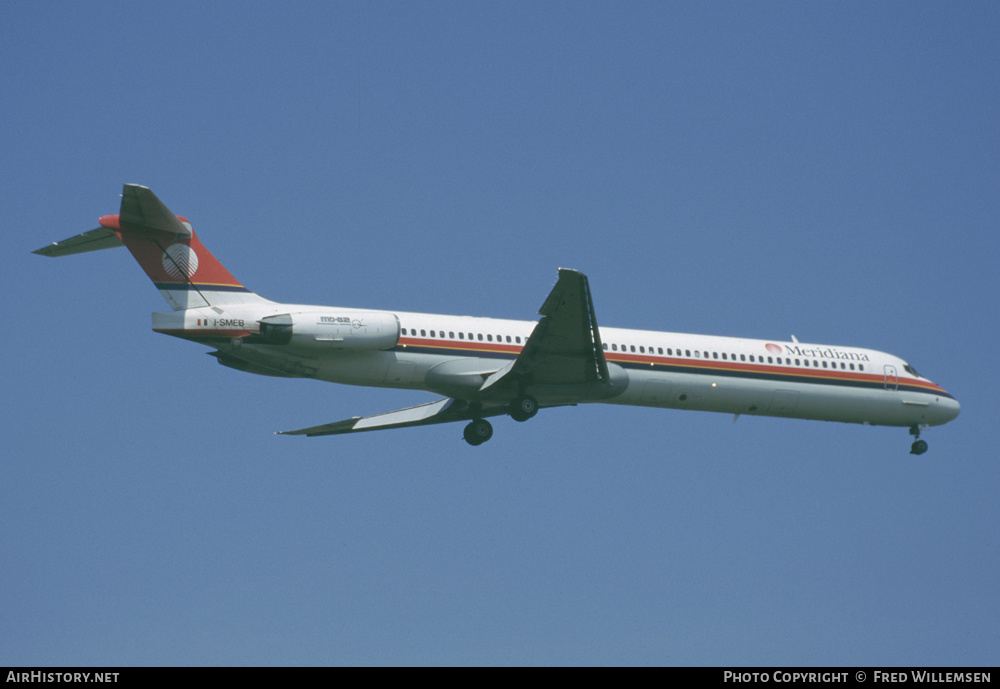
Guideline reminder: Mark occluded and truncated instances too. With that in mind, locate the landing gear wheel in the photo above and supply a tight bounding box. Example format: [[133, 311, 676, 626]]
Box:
[[463, 418, 494, 446], [909, 425, 929, 455], [509, 395, 538, 422]]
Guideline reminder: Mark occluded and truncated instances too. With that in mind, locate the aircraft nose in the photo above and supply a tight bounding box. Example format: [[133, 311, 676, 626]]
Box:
[[935, 395, 961, 424]]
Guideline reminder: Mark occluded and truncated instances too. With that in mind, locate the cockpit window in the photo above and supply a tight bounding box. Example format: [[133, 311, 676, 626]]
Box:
[[903, 363, 921, 378]]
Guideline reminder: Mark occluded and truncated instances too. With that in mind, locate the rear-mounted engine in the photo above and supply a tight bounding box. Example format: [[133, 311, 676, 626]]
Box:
[[256, 311, 399, 350]]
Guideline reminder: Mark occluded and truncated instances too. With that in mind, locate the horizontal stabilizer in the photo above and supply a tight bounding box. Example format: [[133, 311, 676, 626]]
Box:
[[33, 227, 123, 257], [115, 184, 193, 237], [35, 184, 270, 310]]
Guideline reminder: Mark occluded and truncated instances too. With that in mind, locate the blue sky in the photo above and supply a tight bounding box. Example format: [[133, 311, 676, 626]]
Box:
[[3, 1, 997, 666]]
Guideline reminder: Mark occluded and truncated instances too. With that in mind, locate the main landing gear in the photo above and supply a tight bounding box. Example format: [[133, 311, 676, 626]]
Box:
[[508, 395, 538, 422], [463, 396, 539, 446], [463, 418, 493, 446], [909, 425, 929, 455]]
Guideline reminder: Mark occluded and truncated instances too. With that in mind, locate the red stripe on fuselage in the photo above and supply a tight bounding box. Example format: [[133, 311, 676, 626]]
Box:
[[397, 335, 949, 395], [397, 336, 521, 355]]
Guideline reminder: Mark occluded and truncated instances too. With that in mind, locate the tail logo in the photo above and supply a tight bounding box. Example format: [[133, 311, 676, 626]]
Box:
[[162, 243, 199, 279]]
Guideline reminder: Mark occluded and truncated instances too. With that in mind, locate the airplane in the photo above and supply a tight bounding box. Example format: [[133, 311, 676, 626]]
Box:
[[34, 185, 959, 453]]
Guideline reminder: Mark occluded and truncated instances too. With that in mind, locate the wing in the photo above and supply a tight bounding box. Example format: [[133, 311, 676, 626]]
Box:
[[480, 268, 611, 394], [279, 268, 612, 439], [277, 397, 509, 437]]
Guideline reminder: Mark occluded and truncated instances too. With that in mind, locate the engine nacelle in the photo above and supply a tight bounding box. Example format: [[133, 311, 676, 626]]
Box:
[[257, 311, 399, 350]]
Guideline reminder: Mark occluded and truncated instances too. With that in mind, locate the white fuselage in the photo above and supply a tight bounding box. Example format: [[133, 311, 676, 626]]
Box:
[[153, 302, 960, 430]]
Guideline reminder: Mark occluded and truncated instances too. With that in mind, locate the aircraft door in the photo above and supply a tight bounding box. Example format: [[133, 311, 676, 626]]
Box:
[[884, 365, 898, 391]]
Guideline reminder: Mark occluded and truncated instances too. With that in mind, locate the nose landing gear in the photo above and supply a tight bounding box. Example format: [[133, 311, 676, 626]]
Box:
[[909, 425, 929, 455]]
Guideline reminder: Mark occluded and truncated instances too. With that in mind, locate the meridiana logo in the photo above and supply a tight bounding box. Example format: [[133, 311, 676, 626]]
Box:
[[162, 243, 199, 279], [764, 342, 870, 361]]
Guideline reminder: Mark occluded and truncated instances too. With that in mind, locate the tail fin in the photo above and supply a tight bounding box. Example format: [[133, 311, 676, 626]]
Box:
[[34, 185, 269, 310]]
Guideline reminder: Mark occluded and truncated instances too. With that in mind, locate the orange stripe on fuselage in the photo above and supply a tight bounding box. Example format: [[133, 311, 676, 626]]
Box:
[[397, 335, 948, 395], [397, 336, 520, 356]]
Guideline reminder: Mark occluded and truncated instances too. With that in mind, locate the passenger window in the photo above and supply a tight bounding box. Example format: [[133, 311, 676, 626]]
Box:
[[477, 334, 483, 341], [420, 329, 426, 337], [612, 344, 618, 351], [694, 351, 701, 358], [740, 354, 746, 362]]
